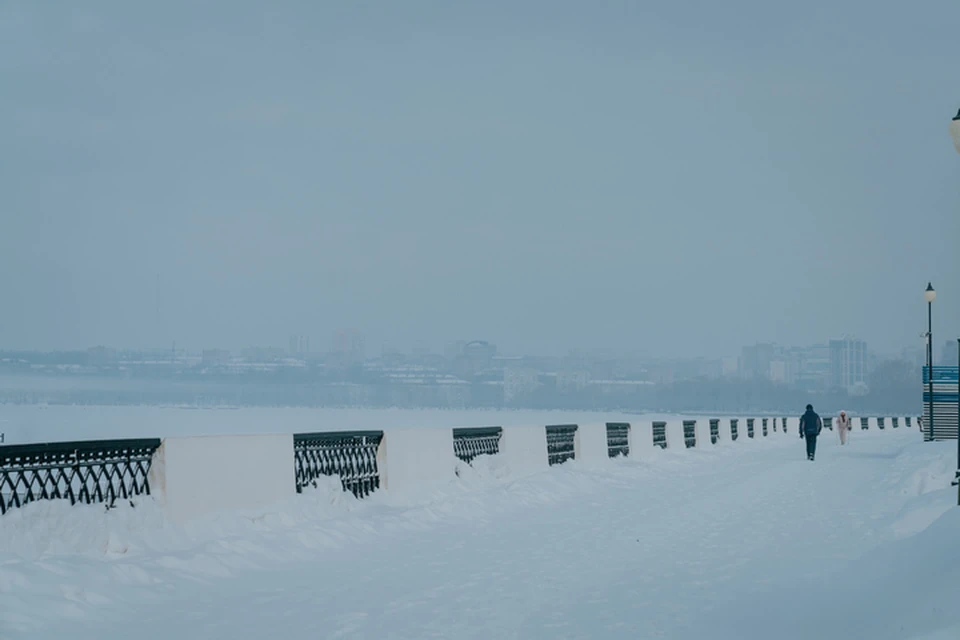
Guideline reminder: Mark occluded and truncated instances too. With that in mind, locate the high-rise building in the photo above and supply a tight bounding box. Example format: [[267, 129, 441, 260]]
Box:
[[504, 368, 539, 403], [330, 329, 364, 366], [557, 370, 590, 393], [740, 343, 776, 380], [940, 340, 959, 367], [796, 343, 831, 390], [720, 357, 739, 378], [288, 335, 310, 355], [769, 358, 798, 385], [829, 337, 867, 390]]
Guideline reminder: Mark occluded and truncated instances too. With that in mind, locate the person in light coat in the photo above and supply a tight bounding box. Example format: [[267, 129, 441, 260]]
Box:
[[836, 410, 851, 445]]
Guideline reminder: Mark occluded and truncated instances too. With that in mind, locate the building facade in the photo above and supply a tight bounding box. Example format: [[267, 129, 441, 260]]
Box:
[[829, 337, 867, 391]]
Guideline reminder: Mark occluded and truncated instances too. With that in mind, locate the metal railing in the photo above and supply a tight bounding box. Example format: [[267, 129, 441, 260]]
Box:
[[730, 419, 739, 441], [652, 421, 667, 449], [906, 416, 913, 428], [877, 417, 885, 430], [545, 424, 577, 465], [860, 417, 869, 430], [683, 421, 697, 448], [293, 431, 382, 498], [892, 417, 900, 429], [0, 438, 160, 515], [746, 419, 756, 438], [710, 419, 720, 444], [453, 427, 502, 464], [824, 417, 833, 430], [606, 423, 630, 458], [762, 418, 769, 437]]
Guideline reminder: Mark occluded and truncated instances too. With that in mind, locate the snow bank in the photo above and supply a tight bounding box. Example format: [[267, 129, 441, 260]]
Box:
[[699, 439, 960, 640], [1, 428, 952, 639], [740, 506, 960, 640]]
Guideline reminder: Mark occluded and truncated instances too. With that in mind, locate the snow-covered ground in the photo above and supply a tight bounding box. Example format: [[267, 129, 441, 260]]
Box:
[[2, 422, 957, 639], [0, 403, 710, 444]]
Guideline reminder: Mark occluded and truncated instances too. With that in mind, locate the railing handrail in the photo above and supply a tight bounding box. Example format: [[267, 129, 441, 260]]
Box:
[[0, 437, 162, 460], [293, 430, 383, 443], [452, 426, 502, 438]]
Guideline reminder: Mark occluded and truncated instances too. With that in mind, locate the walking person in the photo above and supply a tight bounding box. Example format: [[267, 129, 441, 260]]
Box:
[[836, 410, 851, 445], [799, 404, 823, 461]]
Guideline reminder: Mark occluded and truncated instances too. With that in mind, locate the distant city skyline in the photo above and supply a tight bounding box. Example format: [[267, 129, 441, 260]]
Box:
[[0, 331, 914, 364]]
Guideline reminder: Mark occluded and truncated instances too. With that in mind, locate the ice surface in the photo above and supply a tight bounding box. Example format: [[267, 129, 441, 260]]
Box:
[[0, 403, 713, 444], [1, 420, 956, 639]]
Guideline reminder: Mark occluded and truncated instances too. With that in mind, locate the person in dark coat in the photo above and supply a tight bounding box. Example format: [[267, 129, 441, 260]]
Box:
[[799, 404, 823, 461]]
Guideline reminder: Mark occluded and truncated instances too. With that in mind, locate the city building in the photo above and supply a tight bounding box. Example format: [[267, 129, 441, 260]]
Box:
[[241, 346, 286, 362], [329, 329, 365, 367], [504, 367, 539, 403], [829, 337, 867, 391], [720, 357, 739, 378], [201, 349, 231, 366], [556, 370, 590, 393], [940, 340, 959, 367], [795, 343, 831, 390], [740, 343, 776, 380], [288, 335, 310, 355], [452, 340, 498, 377], [769, 359, 794, 385]]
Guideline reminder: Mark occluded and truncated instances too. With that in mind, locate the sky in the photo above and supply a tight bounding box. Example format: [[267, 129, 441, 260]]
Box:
[[1, 0, 958, 359]]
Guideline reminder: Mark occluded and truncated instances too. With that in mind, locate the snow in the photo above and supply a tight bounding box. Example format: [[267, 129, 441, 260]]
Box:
[[1, 417, 957, 639]]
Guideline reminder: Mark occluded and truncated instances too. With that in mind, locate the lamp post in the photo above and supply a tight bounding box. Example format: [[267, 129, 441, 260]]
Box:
[[951, 110, 960, 500], [925, 283, 936, 442]]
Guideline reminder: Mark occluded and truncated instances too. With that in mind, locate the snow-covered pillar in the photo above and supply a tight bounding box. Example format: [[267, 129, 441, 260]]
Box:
[[378, 428, 458, 493], [666, 420, 686, 450], [575, 423, 609, 463], [148, 434, 296, 525], [499, 425, 549, 474], [719, 419, 734, 442], [630, 421, 657, 457], [694, 419, 712, 447]]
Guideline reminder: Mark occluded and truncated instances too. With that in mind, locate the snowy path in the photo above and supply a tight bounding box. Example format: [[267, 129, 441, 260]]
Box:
[[3, 428, 959, 639]]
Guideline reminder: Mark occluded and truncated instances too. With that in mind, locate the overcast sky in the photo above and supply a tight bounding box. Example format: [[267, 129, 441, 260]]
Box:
[[1, 0, 958, 358]]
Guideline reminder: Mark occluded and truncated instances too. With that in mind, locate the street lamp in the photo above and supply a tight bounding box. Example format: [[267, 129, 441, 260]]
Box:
[[951, 108, 960, 155], [925, 283, 936, 442]]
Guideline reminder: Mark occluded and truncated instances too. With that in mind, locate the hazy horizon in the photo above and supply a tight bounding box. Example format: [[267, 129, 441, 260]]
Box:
[[2, 1, 959, 360]]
